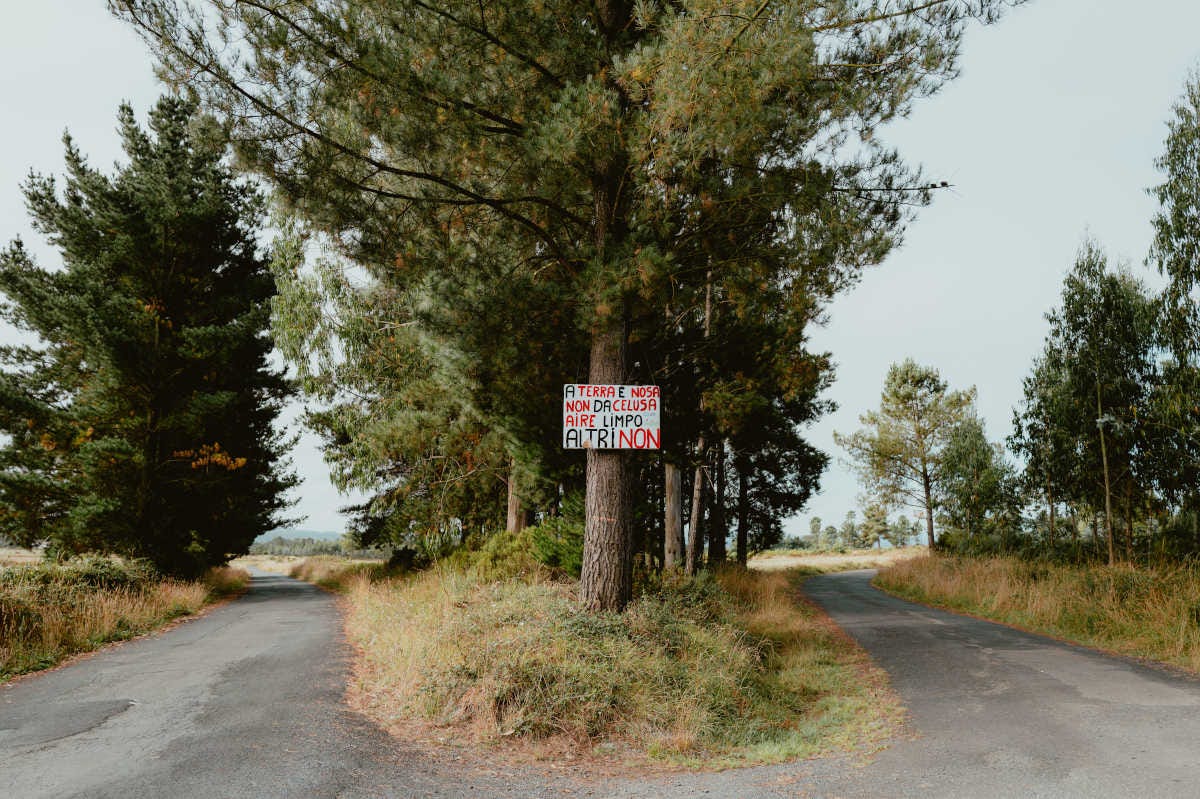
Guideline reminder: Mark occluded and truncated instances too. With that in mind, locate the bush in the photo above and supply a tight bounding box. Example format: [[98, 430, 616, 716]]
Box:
[[529, 517, 584, 577]]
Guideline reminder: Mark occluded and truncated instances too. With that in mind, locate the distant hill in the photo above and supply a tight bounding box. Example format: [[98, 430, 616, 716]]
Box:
[[256, 528, 344, 543]]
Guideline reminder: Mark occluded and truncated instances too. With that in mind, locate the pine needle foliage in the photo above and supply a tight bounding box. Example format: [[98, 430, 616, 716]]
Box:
[[0, 96, 295, 576], [112, 0, 1025, 607]]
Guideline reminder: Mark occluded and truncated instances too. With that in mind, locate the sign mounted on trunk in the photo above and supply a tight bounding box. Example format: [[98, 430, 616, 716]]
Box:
[[562, 384, 661, 449]]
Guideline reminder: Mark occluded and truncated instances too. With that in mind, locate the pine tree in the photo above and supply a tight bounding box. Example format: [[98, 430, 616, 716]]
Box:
[[114, 0, 1023, 608], [0, 96, 294, 576], [835, 360, 976, 549]]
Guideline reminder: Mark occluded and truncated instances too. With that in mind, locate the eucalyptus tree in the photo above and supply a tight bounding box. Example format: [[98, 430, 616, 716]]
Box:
[[1019, 242, 1157, 563], [835, 360, 975, 548], [1147, 72, 1200, 536], [0, 97, 294, 575], [114, 0, 1023, 609], [1010, 354, 1074, 543]]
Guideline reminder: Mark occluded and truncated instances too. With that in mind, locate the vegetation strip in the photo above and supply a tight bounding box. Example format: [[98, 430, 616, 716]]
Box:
[[876, 555, 1200, 673], [290, 555, 902, 769], [0, 557, 250, 682]]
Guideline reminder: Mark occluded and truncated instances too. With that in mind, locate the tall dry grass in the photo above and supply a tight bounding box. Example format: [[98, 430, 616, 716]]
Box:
[[327, 563, 900, 766], [289, 555, 386, 591], [876, 554, 1200, 671], [0, 558, 249, 680]]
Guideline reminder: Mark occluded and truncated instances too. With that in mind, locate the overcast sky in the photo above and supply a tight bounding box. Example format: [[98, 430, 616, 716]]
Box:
[[2, 2, 1200, 536]]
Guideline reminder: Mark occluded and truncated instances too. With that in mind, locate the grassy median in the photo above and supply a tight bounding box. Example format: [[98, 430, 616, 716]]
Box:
[[292, 554, 901, 768], [876, 554, 1200, 672], [0, 557, 250, 681]]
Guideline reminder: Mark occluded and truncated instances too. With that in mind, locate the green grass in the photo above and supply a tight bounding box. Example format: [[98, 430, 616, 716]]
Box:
[[876, 554, 1200, 672], [292, 554, 902, 767]]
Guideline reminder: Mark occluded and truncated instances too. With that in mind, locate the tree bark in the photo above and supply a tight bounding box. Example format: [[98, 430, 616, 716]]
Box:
[[1123, 486, 1133, 562], [1097, 384, 1115, 566], [505, 458, 526, 534], [736, 464, 749, 565], [685, 271, 714, 575], [708, 441, 727, 565], [664, 461, 684, 569], [1193, 507, 1199, 555], [922, 463, 935, 549], [687, 454, 706, 575], [581, 323, 633, 611], [1046, 475, 1056, 545]]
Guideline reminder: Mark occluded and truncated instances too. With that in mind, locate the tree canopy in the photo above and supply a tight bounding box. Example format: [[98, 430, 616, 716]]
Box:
[[835, 359, 975, 548], [114, 0, 1023, 606], [0, 96, 295, 576]]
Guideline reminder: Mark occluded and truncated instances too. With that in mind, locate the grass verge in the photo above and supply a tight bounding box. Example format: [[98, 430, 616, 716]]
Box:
[[292, 556, 901, 768], [0, 557, 250, 681], [876, 554, 1200, 672]]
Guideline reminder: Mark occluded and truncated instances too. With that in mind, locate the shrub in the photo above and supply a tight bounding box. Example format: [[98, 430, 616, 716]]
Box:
[[529, 517, 584, 577]]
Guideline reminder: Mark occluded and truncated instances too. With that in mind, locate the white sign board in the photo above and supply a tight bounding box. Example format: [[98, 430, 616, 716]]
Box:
[[562, 384, 661, 449]]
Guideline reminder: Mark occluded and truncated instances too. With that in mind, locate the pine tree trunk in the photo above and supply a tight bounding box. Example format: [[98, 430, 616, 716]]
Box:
[[579, 59, 634, 609], [581, 323, 633, 612], [686, 270, 714, 574], [664, 461, 683, 569], [736, 465, 749, 565], [505, 458, 526, 534], [687, 452, 706, 575], [708, 441, 727, 565], [1192, 507, 1199, 554]]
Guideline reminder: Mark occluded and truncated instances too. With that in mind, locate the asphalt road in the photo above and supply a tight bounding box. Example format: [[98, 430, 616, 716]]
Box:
[[0, 570, 545, 799], [5, 568, 1200, 798], [796, 570, 1200, 798]]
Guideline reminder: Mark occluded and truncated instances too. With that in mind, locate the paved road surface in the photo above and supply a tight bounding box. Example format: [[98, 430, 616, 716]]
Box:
[[5, 569, 1200, 798], [797, 570, 1200, 798], [0, 571, 543, 799]]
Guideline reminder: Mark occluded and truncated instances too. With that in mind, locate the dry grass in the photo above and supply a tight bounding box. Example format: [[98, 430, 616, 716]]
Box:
[[876, 554, 1200, 672], [0, 559, 250, 681], [310, 562, 901, 768], [0, 547, 42, 566], [204, 565, 252, 596], [289, 555, 387, 591], [230, 554, 307, 574], [750, 546, 925, 573]]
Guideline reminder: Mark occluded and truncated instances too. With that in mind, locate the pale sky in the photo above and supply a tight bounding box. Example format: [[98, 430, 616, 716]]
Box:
[[2, 2, 1199, 536]]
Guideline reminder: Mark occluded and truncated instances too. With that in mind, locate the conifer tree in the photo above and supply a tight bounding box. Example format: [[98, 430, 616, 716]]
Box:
[[0, 96, 294, 576], [114, 0, 1023, 608], [835, 360, 975, 548]]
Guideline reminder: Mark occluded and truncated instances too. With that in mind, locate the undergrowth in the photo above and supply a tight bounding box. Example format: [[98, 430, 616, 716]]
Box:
[[293, 544, 900, 767], [0, 557, 250, 681], [876, 554, 1200, 671]]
